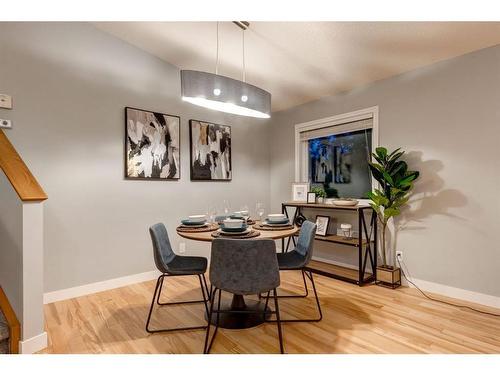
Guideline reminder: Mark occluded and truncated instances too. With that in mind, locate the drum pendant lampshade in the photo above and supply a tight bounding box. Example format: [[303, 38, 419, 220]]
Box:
[[180, 70, 271, 119]]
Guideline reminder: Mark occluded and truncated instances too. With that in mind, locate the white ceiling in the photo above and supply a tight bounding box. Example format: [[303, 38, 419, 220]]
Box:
[[94, 22, 500, 112]]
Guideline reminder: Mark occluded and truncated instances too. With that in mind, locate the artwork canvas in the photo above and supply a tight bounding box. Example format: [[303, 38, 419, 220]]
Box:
[[125, 107, 180, 179], [189, 120, 232, 181]]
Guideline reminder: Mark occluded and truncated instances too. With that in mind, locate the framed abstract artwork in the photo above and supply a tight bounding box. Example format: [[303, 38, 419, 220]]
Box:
[[189, 119, 232, 181], [125, 107, 180, 180]]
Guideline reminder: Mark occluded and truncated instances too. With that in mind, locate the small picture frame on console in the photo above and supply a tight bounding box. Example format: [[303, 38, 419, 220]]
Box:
[[315, 215, 330, 236], [292, 182, 310, 202], [307, 192, 316, 203]]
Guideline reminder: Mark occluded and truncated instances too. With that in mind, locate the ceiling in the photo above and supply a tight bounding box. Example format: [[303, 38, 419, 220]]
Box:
[[94, 22, 500, 112]]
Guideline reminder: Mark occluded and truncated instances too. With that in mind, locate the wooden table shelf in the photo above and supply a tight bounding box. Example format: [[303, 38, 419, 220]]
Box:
[[282, 201, 378, 286], [314, 234, 372, 247]]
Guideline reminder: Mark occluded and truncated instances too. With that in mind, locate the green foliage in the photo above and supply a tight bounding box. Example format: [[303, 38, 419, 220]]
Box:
[[367, 147, 419, 265], [311, 185, 327, 198]]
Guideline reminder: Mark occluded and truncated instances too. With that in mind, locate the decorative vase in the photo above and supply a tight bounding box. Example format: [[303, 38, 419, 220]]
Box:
[[316, 197, 324, 204], [375, 266, 401, 289]]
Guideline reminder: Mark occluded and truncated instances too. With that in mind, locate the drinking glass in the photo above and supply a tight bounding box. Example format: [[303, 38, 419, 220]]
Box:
[[222, 200, 231, 215], [240, 204, 250, 224], [207, 204, 217, 224], [255, 202, 265, 223]]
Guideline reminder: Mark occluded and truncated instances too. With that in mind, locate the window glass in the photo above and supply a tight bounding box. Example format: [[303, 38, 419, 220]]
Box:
[[308, 129, 372, 198]]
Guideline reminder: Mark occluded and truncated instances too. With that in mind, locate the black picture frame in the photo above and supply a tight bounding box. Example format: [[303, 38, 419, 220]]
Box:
[[189, 119, 232, 181], [124, 106, 181, 180], [315, 215, 330, 236], [307, 192, 316, 203]]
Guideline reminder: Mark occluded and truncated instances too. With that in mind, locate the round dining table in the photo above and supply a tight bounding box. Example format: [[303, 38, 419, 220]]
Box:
[[176, 222, 299, 329]]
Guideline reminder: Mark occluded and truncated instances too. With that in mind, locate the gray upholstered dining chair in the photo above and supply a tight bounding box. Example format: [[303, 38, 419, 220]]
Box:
[[203, 238, 284, 354], [264, 220, 323, 322], [145, 223, 210, 333]]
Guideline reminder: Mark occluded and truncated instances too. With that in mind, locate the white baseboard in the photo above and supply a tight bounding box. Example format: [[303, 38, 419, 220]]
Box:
[[311, 256, 500, 309], [43, 270, 160, 304], [408, 277, 500, 309], [20, 331, 47, 354]]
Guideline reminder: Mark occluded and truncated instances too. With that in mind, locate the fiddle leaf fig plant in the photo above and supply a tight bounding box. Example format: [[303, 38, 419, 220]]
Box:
[[367, 147, 419, 267]]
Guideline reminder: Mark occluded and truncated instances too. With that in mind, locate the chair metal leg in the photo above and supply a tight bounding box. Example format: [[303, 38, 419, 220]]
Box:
[[146, 274, 209, 333], [259, 269, 309, 300], [203, 286, 216, 354], [266, 269, 322, 323], [263, 291, 270, 319], [307, 270, 323, 322], [204, 288, 221, 354], [201, 274, 211, 300], [156, 274, 208, 306], [273, 288, 285, 354]]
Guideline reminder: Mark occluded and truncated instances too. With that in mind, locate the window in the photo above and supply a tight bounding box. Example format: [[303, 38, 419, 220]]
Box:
[[295, 107, 378, 199]]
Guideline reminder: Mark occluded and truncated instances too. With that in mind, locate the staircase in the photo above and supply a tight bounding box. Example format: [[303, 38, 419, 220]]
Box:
[[0, 309, 9, 354], [0, 287, 20, 354]]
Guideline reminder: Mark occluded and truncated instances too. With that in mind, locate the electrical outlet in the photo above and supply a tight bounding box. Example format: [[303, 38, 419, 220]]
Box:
[[396, 250, 403, 261], [0, 94, 12, 109], [179, 242, 186, 254], [0, 119, 12, 129]]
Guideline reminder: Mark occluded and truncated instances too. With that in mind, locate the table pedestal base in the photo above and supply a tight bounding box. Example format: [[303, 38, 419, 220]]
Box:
[[206, 294, 271, 329]]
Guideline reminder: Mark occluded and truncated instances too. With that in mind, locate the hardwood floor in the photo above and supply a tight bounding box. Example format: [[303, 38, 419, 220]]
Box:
[[40, 271, 500, 354]]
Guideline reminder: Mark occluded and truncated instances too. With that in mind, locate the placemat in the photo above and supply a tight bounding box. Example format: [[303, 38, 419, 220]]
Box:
[[176, 223, 219, 233], [211, 230, 261, 239], [252, 223, 295, 231]]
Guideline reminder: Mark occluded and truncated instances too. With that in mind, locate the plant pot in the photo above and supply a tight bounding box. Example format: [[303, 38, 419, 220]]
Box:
[[375, 266, 401, 289], [316, 197, 324, 204]]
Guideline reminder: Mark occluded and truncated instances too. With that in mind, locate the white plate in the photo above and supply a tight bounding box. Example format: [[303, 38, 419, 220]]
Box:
[[332, 199, 358, 206]]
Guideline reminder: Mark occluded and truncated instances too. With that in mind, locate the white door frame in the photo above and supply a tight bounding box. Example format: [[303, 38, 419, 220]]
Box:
[[294, 106, 379, 182]]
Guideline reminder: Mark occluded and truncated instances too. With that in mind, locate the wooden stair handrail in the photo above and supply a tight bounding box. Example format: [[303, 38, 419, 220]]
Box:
[[0, 129, 47, 202], [0, 287, 20, 354]]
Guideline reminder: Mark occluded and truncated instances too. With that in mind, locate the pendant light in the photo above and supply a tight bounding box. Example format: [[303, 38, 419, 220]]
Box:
[[181, 22, 271, 119]]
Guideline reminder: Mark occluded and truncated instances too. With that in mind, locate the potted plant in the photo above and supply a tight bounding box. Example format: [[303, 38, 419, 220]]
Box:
[[311, 186, 327, 203], [367, 147, 419, 288]]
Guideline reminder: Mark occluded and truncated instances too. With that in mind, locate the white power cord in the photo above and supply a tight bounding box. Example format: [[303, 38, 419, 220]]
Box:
[[396, 254, 500, 317]]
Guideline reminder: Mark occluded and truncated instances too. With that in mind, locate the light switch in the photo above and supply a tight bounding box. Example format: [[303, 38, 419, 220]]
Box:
[[0, 94, 12, 109], [0, 119, 12, 129]]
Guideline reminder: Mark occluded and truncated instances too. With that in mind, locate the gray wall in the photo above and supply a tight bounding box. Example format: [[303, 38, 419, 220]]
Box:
[[0, 22, 271, 293], [270, 44, 500, 297], [0, 172, 23, 319]]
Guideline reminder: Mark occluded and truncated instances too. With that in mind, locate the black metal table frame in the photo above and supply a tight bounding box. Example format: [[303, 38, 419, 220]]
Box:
[[281, 203, 378, 286]]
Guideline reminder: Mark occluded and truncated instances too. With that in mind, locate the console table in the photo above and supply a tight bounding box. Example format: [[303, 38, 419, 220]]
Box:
[[281, 201, 378, 286]]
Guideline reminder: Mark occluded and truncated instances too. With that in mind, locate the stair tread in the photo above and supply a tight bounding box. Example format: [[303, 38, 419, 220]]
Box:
[[0, 310, 9, 342], [0, 338, 8, 354]]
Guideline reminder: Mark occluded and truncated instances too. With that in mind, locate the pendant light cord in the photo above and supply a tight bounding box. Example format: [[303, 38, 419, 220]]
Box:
[[242, 28, 246, 82], [215, 21, 219, 75]]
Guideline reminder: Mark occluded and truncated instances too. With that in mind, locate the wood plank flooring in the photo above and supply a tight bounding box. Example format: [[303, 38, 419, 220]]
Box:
[[40, 271, 500, 354]]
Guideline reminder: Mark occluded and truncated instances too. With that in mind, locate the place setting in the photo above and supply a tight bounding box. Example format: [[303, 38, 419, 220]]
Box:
[[211, 217, 260, 239], [176, 215, 219, 233], [253, 213, 295, 231]]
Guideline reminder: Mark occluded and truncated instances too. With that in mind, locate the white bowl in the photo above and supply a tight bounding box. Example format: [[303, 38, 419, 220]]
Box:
[[267, 214, 287, 222], [223, 219, 244, 228], [188, 214, 207, 222], [333, 199, 358, 206]]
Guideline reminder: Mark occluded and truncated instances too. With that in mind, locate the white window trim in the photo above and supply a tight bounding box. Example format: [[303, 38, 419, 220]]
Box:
[[294, 106, 379, 184]]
